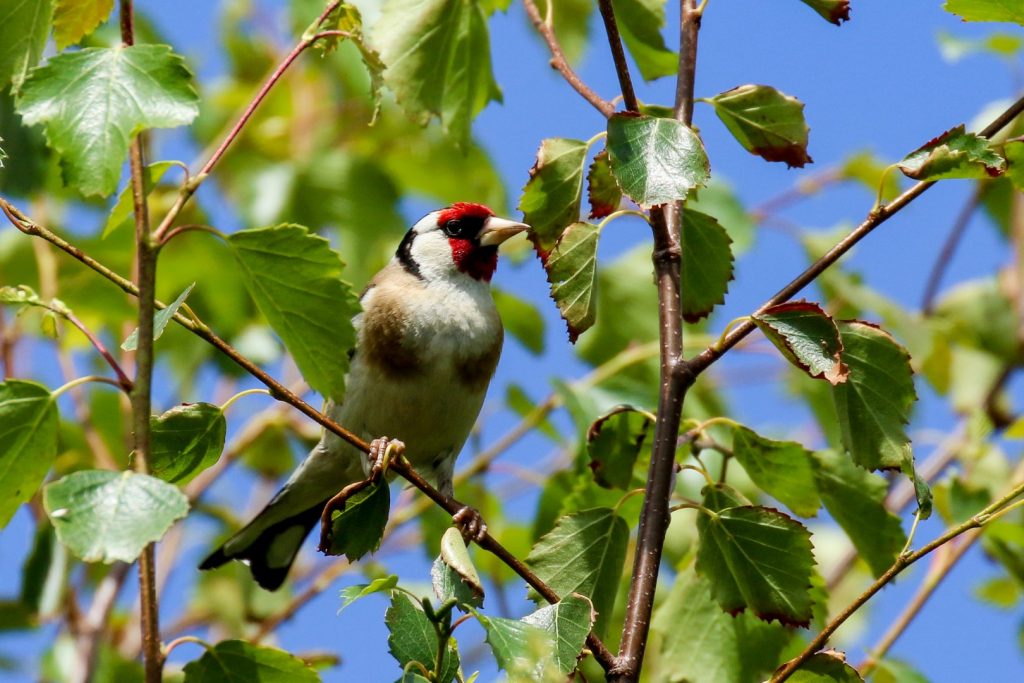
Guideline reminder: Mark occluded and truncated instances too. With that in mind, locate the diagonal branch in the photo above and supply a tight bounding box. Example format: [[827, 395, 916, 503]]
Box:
[[596, 0, 639, 113]]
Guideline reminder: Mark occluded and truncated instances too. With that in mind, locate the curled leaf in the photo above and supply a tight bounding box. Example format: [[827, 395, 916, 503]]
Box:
[[897, 124, 1005, 180], [707, 84, 812, 168], [753, 300, 848, 385]]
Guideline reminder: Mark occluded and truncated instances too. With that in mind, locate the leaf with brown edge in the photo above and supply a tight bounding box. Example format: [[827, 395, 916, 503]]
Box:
[[681, 210, 733, 323], [544, 221, 600, 343], [519, 137, 589, 255], [798, 0, 851, 26], [897, 124, 1005, 181], [753, 300, 848, 385], [706, 84, 812, 168], [586, 150, 622, 219]]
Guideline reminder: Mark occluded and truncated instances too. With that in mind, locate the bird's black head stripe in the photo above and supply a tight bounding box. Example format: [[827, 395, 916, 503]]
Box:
[[396, 229, 424, 280]]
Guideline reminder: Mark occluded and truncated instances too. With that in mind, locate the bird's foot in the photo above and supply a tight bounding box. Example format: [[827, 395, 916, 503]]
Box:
[[367, 437, 404, 481], [452, 505, 488, 544]]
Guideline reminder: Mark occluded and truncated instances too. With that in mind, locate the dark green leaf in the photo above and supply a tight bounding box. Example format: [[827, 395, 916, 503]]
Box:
[[519, 137, 589, 253], [492, 288, 544, 354], [525, 507, 628, 638], [43, 470, 189, 563], [0, 379, 58, 528], [228, 224, 359, 402], [789, 651, 864, 682], [53, 0, 114, 50], [607, 113, 710, 207], [149, 402, 226, 485], [325, 480, 390, 561], [339, 575, 399, 612], [17, 45, 199, 197], [944, 0, 1024, 25], [696, 497, 815, 626], [680, 209, 733, 322], [0, 0, 54, 91], [103, 160, 176, 238], [897, 124, 1005, 181], [432, 527, 484, 608], [652, 566, 790, 683], [586, 149, 622, 219], [688, 178, 756, 255], [586, 406, 652, 489], [707, 84, 812, 167], [799, 0, 851, 25], [376, 0, 501, 147], [122, 282, 195, 351], [813, 450, 906, 577], [612, 0, 677, 81], [385, 593, 459, 682], [753, 300, 849, 385], [544, 221, 600, 343], [182, 640, 320, 682], [731, 426, 821, 517]]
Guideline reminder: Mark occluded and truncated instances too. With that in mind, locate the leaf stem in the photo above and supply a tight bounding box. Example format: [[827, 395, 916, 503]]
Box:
[[162, 635, 211, 659], [597, 209, 650, 230], [219, 387, 271, 414], [157, 223, 227, 248], [52, 375, 125, 398]]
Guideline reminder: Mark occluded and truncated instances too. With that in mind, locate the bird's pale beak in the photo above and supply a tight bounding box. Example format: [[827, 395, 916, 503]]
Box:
[[479, 216, 530, 247]]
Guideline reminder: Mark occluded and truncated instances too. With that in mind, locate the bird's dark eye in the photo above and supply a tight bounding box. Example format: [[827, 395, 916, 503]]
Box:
[[443, 218, 475, 239]]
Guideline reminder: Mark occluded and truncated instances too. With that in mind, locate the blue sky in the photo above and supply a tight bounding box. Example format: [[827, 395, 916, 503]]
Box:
[[2, 1, 1023, 681]]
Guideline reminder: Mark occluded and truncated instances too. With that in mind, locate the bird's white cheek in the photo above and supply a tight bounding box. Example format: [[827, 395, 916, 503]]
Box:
[[409, 231, 458, 279]]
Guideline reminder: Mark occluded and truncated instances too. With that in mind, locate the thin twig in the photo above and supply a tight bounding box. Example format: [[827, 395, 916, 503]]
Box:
[[921, 185, 985, 313], [596, 0, 639, 113], [520, 0, 615, 117]]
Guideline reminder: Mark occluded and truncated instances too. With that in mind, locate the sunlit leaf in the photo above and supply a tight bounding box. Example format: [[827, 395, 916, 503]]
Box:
[[607, 113, 710, 207], [944, 0, 1024, 25], [731, 426, 821, 517], [519, 594, 594, 674], [1004, 138, 1024, 191], [681, 209, 733, 322], [788, 650, 863, 682], [897, 124, 1005, 181], [706, 84, 812, 167], [313, 3, 385, 120], [121, 282, 195, 351], [376, 0, 501, 147], [0, 0, 54, 91], [798, 0, 851, 25], [228, 224, 359, 402], [612, 0, 677, 81], [696, 491, 815, 626], [544, 221, 600, 343], [525, 507, 628, 638], [432, 527, 484, 608], [16, 45, 199, 197], [149, 402, 226, 485], [586, 406, 652, 489], [520, 137, 589, 253], [813, 449, 906, 577], [53, 0, 114, 50], [324, 480, 390, 562], [339, 575, 399, 612], [43, 470, 188, 563], [385, 592, 460, 682], [182, 640, 320, 682], [753, 301, 849, 385], [0, 380, 58, 528]]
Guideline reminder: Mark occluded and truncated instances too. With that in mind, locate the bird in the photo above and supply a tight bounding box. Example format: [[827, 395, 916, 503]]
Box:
[[200, 203, 529, 591]]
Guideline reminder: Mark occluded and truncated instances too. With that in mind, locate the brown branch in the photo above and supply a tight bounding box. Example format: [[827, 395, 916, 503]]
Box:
[[920, 185, 985, 313], [0, 308, 13, 377], [521, 0, 615, 118], [596, 0, 639, 113]]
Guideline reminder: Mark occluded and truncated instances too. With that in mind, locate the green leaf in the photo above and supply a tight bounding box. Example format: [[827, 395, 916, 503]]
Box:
[[696, 494, 815, 626], [681, 209, 733, 322], [339, 575, 399, 612], [325, 480, 390, 561], [688, 178, 756, 255], [0, 0, 54, 91], [532, 0, 591, 64], [16, 45, 199, 197], [474, 611, 554, 679], [228, 224, 359, 402], [53, 0, 114, 50], [586, 149, 622, 219], [544, 221, 600, 343], [0, 379, 58, 528], [813, 449, 906, 577], [182, 640, 320, 682], [944, 0, 1024, 25], [871, 659, 930, 683], [525, 507, 628, 638], [149, 402, 226, 485], [586, 406, 652, 489], [376, 0, 501, 147], [103, 160, 176, 238], [432, 527, 484, 608], [798, 0, 851, 25], [789, 651, 864, 682], [519, 137, 589, 253], [753, 300, 849, 385], [841, 150, 903, 202], [731, 426, 821, 517], [706, 84, 812, 167], [492, 288, 544, 354], [386, 593, 459, 682], [652, 566, 790, 683], [121, 282, 195, 351], [519, 594, 595, 674], [1004, 138, 1024, 191], [607, 113, 710, 207], [612, 0, 677, 81], [314, 3, 386, 121], [43, 470, 189, 563], [897, 124, 1005, 181], [831, 321, 916, 472]]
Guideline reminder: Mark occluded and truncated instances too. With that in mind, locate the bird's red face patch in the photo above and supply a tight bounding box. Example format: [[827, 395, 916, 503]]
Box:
[[437, 202, 493, 227], [438, 203, 499, 281]]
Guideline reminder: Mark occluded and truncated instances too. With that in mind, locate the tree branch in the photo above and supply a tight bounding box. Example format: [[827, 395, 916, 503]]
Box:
[[596, 0, 639, 113], [520, 0, 615, 117]]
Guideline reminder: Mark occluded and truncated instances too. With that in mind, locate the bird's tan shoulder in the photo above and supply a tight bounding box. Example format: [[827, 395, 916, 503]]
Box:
[[358, 262, 427, 377]]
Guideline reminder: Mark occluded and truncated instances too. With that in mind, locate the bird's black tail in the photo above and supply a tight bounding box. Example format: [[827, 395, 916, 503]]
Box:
[[199, 501, 325, 592]]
